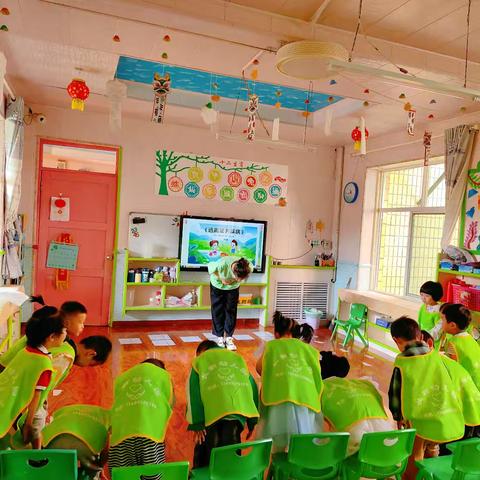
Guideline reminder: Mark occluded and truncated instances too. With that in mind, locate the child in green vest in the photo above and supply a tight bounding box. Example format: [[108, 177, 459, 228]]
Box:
[[108, 359, 174, 479], [389, 316, 465, 480], [0, 310, 66, 449], [256, 311, 324, 453], [418, 281, 443, 343], [187, 340, 259, 468], [320, 354, 394, 455], [441, 303, 480, 390], [43, 404, 110, 480]]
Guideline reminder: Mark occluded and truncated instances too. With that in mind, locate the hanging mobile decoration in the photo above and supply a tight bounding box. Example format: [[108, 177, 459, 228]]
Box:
[[106, 79, 127, 130], [0, 24, 8, 31], [428, 114, 434, 119], [161, 52, 168, 59], [163, 34, 171, 42], [423, 130, 432, 166], [274, 101, 281, 109], [200, 102, 218, 126], [112, 35, 120, 42], [67, 78, 89, 111], [251, 69, 258, 80], [360, 116, 367, 155], [272, 117, 280, 141], [363, 101, 369, 107], [399, 93, 406, 99], [403, 102, 412, 111], [1, 7, 10, 14], [429, 99, 437, 104], [329, 79, 337, 85], [246, 94, 259, 141], [324, 109, 333, 137], [363, 88, 370, 94], [327, 96, 334, 103], [151, 72, 171, 123], [407, 109, 416, 136], [351, 124, 369, 152]]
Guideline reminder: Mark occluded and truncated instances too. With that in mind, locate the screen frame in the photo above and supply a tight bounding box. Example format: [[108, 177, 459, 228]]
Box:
[[178, 215, 268, 273]]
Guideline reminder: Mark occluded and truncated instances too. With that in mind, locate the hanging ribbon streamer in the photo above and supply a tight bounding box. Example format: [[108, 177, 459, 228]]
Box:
[[407, 109, 416, 136], [423, 130, 432, 166], [271, 117, 280, 141], [246, 94, 259, 141], [55, 233, 73, 290], [151, 72, 171, 123], [324, 109, 333, 137], [106, 79, 127, 130], [360, 116, 367, 155]]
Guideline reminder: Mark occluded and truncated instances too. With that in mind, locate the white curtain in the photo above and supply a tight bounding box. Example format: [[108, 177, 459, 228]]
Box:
[[442, 125, 478, 250], [0, 53, 6, 263], [1, 97, 24, 280]]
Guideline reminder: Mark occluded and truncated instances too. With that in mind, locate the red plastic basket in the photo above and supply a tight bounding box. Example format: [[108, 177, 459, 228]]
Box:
[[451, 283, 480, 311]]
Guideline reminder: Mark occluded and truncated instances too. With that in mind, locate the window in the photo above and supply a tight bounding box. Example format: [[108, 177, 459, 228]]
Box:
[[373, 159, 455, 297]]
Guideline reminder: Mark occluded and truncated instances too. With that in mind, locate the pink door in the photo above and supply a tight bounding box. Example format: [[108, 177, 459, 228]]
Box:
[[35, 164, 117, 326]]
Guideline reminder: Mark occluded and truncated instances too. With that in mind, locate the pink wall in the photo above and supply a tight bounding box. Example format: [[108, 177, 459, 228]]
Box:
[[20, 105, 337, 266]]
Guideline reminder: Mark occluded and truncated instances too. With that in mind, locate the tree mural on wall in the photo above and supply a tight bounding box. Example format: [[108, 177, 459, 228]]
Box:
[[155, 149, 269, 196]]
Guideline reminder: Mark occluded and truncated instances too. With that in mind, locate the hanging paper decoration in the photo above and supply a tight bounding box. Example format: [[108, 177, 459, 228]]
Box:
[[163, 35, 171, 42], [324, 109, 333, 137], [360, 117, 367, 155], [407, 109, 416, 136], [363, 88, 370, 94], [429, 99, 436, 104], [161, 52, 168, 59], [50, 197, 70, 222], [112, 34, 120, 42], [274, 101, 281, 109], [246, 94, 259, 141], [211, 94, 220, 102], [253, 59, 260, 65], [151, 72, 171, 123], [363, 101, 369, 107], [329, 79, 337, 85], [1, 8, 10, 15], [399, 93, 406, 99], [428, 114, 434, 119], [272, 117, 280, 141], [0, 24, 8, 31], [351, 125, 369, 152], [461, 106, 467, 112], [423, 130, 432, 166], [106, 79, 127, 130], [404, 102, 412, 111], [55, 233, 74, 290], [275, 90, 282, 97], [327, 96, 334, 103], [251, 69, 258, 80], [200, 103, 218, 125], [67, 78, 89, 111]]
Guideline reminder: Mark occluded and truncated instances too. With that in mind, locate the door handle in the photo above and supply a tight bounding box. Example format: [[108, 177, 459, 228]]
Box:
[[106, 255, 113, 260]]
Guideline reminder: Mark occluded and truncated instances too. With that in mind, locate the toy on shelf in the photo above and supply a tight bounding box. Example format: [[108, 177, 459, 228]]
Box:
[[149, 290, 162, 306], [169, 266, 177, 283]]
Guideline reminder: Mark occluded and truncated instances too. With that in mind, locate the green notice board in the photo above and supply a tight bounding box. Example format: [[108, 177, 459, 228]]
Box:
[[46, 242, 79, 270]]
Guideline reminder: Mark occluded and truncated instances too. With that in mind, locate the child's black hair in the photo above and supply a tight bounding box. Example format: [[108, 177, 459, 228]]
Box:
[[79, 336, 112, 364], [320, 351, 350, 379], [196, 340, 218, 355], [273, 311, 295, 337], [421, 330, 434, 344], [390, 316, 421, 341], [441, 303, 471, 331], [292, 323, 314, 344], [142, 358, 166, 369], [233, 258, 251, 280], [30, 295, 46, 306], [61, 301, 87, 315], [25, 312, 65, 348], [420, 281, 443, 302]]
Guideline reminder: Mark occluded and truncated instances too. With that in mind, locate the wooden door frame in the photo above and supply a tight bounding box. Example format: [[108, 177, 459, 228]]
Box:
[[34, 137, 122, 326]]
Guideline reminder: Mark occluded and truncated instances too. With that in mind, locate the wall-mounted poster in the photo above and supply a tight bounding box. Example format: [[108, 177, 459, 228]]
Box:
[[155, 150, 288, 205], [462, 161, 480, 252]]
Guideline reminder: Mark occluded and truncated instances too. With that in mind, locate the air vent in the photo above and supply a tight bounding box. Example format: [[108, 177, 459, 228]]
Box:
[[275, 281, 329, 321]]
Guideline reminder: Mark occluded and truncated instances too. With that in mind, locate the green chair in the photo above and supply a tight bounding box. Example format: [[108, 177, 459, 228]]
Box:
[[331, 303, 368, 348], [0, 449, 77, 480], [111, 461, 189, 480], [190, 439, 272, 480], [415, 438, 480, 479], [270, 432, 350, 479], [342, 429, 416, 480]]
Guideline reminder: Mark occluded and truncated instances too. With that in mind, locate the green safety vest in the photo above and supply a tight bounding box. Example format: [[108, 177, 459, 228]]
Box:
[[417, 304, 441, 332], [0, 348, 53, 437], [193, 349, 259, 427], [322, 378, 388, 431], [1, 336, 75, 388], [42, 404, 110, 453], [447, 334, 480, 390], [441, 355, 480, 427], [110, 363, 173, 446], [395, 350, 464, 442], [262, 338, 323, 412], [49, 342, 76, 387]]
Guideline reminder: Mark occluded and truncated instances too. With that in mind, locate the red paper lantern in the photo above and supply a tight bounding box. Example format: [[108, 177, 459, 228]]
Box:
[[67, 78, 90, 111], [351, 126, 369, 151], [54, 198, 66, 208]]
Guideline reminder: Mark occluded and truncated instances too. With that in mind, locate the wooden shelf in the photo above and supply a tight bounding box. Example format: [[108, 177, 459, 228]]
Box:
[[271, 264, 335, 270], [438, 269, 480, 279]]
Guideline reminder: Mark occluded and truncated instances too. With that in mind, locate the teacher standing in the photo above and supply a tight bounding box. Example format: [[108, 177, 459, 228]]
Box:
[[208, 256, 252, 351]]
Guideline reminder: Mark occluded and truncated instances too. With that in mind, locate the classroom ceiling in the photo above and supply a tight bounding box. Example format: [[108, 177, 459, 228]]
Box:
[[2, 0, 480, 146]]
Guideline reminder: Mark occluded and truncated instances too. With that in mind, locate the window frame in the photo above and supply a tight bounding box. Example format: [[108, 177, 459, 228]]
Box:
[[371, 158, 445, 298]]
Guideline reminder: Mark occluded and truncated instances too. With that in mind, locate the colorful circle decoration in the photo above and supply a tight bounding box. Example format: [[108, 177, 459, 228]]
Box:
[[259, 171, 273, 186], [184, 182, 200, 198], [245, 175, 257, 188], [253, 188, 267, 204], [228, 171, 242, 187], [269, 184, 282, 198], [202, 183, 217, 200], [209, 168, 222, 183], [188, 166, 204, 183], [220, 186, 234, 202], [168, 176, 183, 192], [237, 188, 250, 202]]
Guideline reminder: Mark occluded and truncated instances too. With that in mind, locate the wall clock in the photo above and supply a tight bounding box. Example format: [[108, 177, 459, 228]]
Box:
[[343, 181, 359, 204]]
